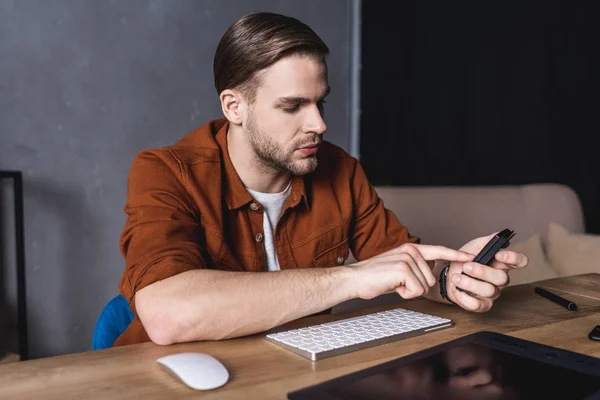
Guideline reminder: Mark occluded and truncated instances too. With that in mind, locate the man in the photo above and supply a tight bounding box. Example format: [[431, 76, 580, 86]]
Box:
[[114, 12, 527, 347]]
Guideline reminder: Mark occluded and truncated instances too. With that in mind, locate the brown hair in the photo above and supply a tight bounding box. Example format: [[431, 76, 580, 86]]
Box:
[[213, 12, 329, 102]]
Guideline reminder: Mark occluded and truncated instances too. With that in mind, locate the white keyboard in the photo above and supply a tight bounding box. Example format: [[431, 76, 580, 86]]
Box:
[[265, 307, 453, 360]]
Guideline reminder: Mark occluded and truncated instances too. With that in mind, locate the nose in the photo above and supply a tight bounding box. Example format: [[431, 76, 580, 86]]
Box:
[[304, 105, 327, 136]]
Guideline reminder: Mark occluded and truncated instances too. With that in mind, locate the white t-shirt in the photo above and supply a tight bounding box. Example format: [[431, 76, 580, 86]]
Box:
[[246, 182, 292, 272]]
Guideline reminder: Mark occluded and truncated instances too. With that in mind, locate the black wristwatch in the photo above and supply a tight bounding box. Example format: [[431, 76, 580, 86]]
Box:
[[439, 264, 457, 305]]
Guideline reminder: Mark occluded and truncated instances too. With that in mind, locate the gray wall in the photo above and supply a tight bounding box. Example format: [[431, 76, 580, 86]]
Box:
[[0, 0, 356, 358]]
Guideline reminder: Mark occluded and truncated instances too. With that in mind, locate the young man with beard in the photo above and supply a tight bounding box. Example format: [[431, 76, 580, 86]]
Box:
[[114, 12, 528, 347]]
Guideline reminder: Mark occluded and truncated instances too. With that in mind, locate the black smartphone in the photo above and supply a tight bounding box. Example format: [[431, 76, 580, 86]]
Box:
[[471, 228, 515, 266], [458, 229, 515, 290]]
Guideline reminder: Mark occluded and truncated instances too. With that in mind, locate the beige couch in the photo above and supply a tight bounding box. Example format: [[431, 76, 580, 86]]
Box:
[[333, 183, 599, 313]]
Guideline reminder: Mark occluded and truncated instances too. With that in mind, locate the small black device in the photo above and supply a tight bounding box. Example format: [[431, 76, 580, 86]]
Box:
[[457, 228, 515, 292], [288, 331, 600, 399], [590, 325, 600, 341], [471, 228, 515, 266]]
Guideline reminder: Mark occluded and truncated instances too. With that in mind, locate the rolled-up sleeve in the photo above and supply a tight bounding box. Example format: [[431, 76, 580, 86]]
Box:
[[348, 159, 420, 260], [119, 149, 205, 307]]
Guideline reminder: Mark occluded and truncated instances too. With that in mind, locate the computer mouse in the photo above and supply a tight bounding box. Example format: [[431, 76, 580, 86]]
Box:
[[156, 352, 229, 390]]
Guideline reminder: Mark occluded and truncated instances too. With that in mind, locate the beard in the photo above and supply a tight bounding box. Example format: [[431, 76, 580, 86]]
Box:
[[246, 112, 321, 176]]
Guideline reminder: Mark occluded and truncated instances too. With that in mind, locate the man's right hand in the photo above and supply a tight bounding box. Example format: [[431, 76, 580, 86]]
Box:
[[350, 244, 474, 300]]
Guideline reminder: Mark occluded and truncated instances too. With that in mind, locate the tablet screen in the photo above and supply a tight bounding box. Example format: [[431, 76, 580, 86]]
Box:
[[325, 343, 600, 399]]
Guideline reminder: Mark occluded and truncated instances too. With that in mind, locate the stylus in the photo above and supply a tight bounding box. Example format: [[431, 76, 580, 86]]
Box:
[[534, 287, 578, 311]]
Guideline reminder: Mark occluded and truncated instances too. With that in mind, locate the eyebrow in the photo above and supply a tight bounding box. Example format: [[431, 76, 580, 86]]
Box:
[[276, 87, 330, 105]]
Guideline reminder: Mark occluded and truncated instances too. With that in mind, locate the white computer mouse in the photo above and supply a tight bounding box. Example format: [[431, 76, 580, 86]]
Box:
[[156, 352, 229, 390]]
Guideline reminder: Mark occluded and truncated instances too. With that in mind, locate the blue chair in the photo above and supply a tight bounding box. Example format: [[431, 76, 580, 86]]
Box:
[[92, 294, 134, 350]]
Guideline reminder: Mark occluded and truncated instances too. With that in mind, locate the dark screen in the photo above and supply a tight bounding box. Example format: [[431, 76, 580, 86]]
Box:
[[326, 343, 600, 399]]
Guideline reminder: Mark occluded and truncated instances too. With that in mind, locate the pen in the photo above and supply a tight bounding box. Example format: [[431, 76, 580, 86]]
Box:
[[534, 287, 578, 311]]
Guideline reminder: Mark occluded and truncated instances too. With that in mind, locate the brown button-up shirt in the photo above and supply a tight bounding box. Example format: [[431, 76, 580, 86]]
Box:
[[114, 118, 418, 346]]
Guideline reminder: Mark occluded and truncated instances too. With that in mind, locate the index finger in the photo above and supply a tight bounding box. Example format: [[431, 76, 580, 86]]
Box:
[[413, 244, 474, 262]]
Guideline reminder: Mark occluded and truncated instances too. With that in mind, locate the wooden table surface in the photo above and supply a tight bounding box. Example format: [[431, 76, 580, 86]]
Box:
[[1, 273, 599, 399]]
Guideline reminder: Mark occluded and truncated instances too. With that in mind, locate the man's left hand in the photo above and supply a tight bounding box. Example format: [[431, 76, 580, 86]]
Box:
[[447, 233, 529, 312]]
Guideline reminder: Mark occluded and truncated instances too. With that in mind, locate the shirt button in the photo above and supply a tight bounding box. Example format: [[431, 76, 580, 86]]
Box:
[[255, 233, 264, 243], [250, 203, 259, 211], [337, 256, 345, 265]]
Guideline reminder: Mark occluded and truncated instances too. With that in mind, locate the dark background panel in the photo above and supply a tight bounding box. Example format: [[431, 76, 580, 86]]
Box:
[[360, 0, 600, 233]]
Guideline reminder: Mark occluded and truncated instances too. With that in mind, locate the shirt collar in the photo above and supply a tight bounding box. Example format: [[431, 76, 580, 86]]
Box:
[[215, 120, 309, 211]]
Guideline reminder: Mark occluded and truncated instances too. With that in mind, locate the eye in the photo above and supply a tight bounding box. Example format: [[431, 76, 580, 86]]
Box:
[[283, 104, 300, 114], [317, 99, 327, 113]]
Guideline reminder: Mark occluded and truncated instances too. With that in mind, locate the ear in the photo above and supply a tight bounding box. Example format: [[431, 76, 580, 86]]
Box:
[[220, 89, 244, 125]]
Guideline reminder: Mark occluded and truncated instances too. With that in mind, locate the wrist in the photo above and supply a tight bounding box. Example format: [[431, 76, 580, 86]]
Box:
[[438, 263, 457, 305], [432, 259, 448, 275], [332, 265, 361, 302]]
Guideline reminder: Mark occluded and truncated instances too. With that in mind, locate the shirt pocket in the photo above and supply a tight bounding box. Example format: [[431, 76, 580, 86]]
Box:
[[312, 238, 350, 267]]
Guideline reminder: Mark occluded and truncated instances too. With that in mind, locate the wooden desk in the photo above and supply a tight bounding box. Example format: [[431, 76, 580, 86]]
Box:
[[1, 274, 599, 399]]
